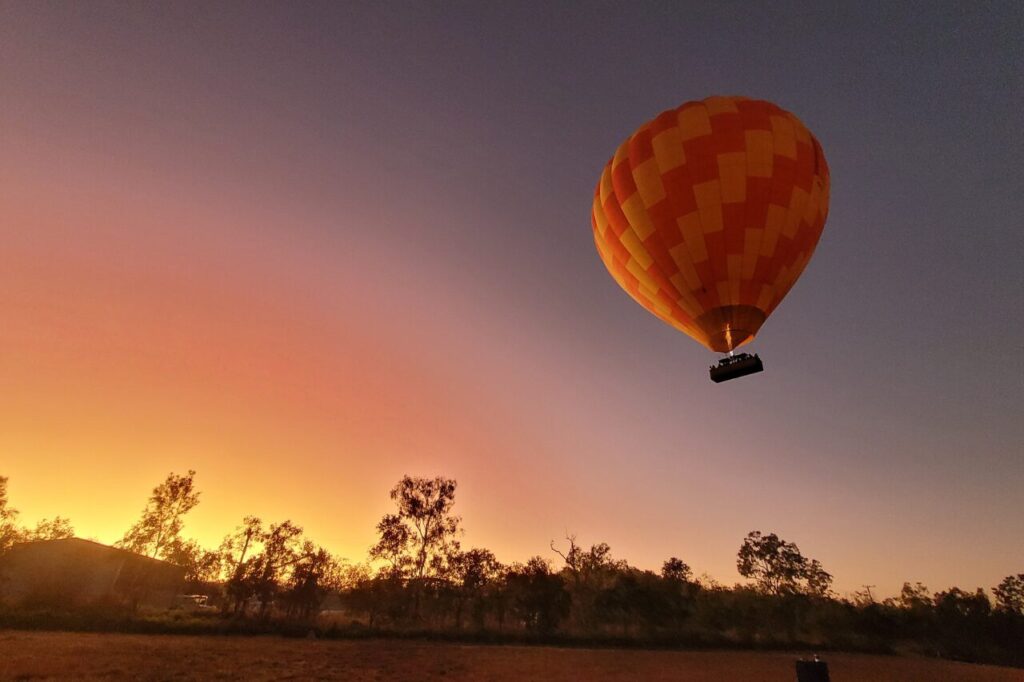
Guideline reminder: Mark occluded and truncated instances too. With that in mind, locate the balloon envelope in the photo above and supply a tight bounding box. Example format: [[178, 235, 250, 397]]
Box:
[[592, 96, 830, 353]]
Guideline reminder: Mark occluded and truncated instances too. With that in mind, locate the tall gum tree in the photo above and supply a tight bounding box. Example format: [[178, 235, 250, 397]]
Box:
[[118, 470, 200, 560]]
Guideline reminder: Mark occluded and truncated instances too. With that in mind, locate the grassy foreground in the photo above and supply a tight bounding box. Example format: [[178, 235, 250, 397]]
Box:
[[0, 631, 1022, 681]]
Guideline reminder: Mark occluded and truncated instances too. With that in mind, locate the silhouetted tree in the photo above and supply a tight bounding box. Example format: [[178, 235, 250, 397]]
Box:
[[250, 520, 304, 617], [881, 581, 935, 641], [993, 574, 1024, 615], [0, 478, 76, 553], [737, 531, 803, 594], [223, 520, 306, 618], [659, 558, 698, 628], [221, 516, 265, 613], [932, 587, 994, 662], [118, 470, 200, 560], [804, 559, 833, 597], [551, 536, 629, 631], [450, 547, 503, 629], [368, 514, 412, 578], [990, 575, 1024, 667], [736, 531, 832, 596], [0, 476, 24, 554], [551, 535, 623, 587], [506, 556, 570, 634], [662, 557, 692, 583], [221, 517, 262, 576], [367, 476, 462, 620], [603, 567, 689, 635], [285, 541, 338, 619], [163, 538, 221, 584], [934, 587, 991, 619], [26, 517, 75, 541], [386, 476, 461, 580], [895, 581, 933, 610], [335, 561, 373, 590], [349, 574, 409, 627]]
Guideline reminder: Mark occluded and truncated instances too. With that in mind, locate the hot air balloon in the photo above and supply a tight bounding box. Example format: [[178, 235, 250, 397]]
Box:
[[591, 96, 830, 382]]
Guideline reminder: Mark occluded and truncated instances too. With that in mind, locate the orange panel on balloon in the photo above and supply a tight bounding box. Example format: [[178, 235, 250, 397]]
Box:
[[592, 96, 830, 353]]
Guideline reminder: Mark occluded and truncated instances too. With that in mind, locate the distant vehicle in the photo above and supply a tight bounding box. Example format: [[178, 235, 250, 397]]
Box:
[[590, 96, 831, 382], [174, 594, 212, 610]]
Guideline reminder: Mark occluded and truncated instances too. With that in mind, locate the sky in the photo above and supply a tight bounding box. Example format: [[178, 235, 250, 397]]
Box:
[[1, 2, 1021, 597]]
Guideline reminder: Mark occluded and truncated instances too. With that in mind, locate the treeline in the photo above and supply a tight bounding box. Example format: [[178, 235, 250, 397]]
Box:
[[1, 472, 1023, 667], [0, 477, 75, 548]]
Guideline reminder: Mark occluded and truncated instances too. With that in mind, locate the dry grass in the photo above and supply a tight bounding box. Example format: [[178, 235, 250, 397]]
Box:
[[0, 631, 1021, 681]]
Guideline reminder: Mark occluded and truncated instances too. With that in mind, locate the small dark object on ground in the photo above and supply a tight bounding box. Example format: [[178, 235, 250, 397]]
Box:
[[795, 657, 830, 682], [709, 353, 764, 383]]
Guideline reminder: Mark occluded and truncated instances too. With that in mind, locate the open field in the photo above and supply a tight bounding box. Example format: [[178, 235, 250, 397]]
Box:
[[0, 632, 1022, 681]]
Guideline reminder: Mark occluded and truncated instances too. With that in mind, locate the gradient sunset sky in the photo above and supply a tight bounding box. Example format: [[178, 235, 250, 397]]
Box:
[[2, 2, 1021, 596]]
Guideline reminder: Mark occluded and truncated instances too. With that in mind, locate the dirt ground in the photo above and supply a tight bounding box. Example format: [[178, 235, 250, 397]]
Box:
[[0, 631, 1021, 681]]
